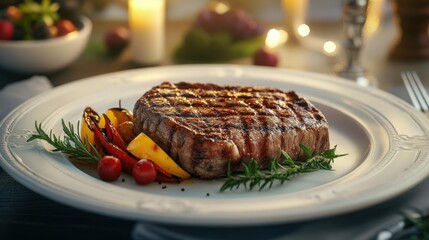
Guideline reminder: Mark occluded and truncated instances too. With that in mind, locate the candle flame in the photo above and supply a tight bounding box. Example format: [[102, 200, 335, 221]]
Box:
[[266, 28, 288, 48]]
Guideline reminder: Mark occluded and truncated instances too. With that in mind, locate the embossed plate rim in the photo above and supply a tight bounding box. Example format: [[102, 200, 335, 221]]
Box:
[[1, 64, 429, 226]]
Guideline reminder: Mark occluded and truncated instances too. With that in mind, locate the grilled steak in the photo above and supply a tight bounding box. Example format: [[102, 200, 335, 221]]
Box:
[[133, 82, 330, 178]]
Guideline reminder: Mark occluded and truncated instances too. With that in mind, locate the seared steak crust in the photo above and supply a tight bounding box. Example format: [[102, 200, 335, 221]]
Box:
[[133, 82, 330, 178]]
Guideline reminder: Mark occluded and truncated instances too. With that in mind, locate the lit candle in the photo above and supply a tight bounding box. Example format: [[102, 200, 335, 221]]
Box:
[[281, 0, 308, 42], [128, 0, 165, 65]]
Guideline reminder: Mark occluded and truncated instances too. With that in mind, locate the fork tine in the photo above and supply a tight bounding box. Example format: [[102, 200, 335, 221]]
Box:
[[402, 72, 421, 111], [411, 71, 429, 111]]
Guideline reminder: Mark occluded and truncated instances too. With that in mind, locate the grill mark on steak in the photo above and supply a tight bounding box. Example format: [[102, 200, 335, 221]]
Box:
[[133, 82, 330, 178]]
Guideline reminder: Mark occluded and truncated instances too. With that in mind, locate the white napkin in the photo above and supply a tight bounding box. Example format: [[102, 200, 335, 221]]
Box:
[[0, 76, 52, 120]]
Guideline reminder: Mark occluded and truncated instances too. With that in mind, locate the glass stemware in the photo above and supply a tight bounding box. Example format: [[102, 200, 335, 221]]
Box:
[[335, 0, 377, 87], [281, 0, 384, 87]]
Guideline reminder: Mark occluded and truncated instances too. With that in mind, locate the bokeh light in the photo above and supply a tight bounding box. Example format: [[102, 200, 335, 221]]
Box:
[[265, 28, 288, 48], [323, 41, 337, 55], [297, 24, 310, 37]]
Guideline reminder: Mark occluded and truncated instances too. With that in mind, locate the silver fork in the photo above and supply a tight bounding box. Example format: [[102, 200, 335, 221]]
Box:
[[401, 71, 429, 114]]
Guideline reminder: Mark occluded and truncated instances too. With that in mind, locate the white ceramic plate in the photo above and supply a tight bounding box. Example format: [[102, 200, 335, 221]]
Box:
[[1, 65, 429, 226]]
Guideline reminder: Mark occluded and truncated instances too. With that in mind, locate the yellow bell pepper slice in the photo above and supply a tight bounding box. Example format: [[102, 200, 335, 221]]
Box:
[[80, 107, 99, 146], [107, 108, 133, 127], [127, 133, 191, 179], [98, 110, 117, 129]]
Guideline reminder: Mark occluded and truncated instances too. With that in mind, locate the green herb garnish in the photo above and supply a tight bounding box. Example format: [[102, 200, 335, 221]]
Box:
[[27, 120, 101, 164], [16, 0, 60, 40], [220, 145, 347, 192], [403, 211, 429, 239]]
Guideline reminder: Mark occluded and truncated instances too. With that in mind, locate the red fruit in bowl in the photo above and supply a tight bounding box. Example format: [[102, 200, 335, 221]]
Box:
[[104, 27, 130, 54], [253, 48, 279, 67], [7, 6, 22, 22], [0, 20, 14, 40], [55, 19, 77, 36]]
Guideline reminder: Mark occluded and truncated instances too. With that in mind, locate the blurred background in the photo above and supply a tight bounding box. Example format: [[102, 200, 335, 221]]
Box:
[[2, 0, 422, 93], [83, 0, 390, 21]]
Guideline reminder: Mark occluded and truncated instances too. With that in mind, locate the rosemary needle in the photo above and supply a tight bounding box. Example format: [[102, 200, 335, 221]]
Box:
[[27, 120, 101, 164], [220, 145, 347, 192]]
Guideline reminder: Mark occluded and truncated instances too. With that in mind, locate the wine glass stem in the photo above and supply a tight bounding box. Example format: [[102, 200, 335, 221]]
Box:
[[337, 0, 376, 86]]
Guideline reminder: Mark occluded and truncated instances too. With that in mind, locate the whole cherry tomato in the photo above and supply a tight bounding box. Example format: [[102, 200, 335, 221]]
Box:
[[97, 155, 122, 181], [55, 19, 77, 36], [253, 48, 278, 67], [0, 20, 14, 40], [104, 27, 130, 55], [133, 159, 157, 185]]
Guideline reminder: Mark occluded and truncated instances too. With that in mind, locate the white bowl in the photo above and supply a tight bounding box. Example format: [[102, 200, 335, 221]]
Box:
[[0, 16, 92, 74]]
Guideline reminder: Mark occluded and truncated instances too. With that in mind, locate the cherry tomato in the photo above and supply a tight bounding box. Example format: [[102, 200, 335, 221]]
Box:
[[133, 159, 157, 185], [97, 155, 122, 181], [0, 20, 14, 40], [55, 19, 77, 36], [6, 6, 22, 22], [253, 48, 278, 67], [104, 27, 130, 55]]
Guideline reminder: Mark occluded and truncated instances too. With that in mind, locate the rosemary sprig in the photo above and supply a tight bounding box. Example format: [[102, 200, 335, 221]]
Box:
[[403, 211, 429, 239], [27, 120, 101, 164], [220, 145, 347, 192]]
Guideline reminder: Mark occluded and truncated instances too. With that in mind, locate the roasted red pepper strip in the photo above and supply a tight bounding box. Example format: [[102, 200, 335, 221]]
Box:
[[153, 163, 174, 178], [102, 114, 127, 151], [156, 173, 181, 184], [91, 116, 137, 174], [150, 161, 181, 183]]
